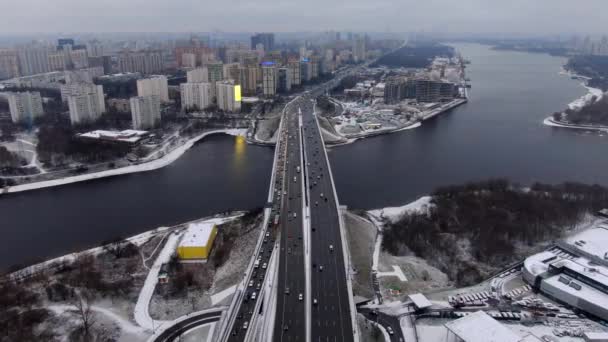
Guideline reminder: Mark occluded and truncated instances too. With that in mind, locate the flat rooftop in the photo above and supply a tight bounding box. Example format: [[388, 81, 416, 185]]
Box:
[[544, 274, 608, 310], [78, 130, 148, 143], [179, 222, 216, 248], [445, 311, 522, 342], [564, 226, 608, 261]]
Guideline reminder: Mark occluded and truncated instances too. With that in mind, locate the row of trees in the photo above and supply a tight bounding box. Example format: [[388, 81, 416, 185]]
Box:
[[566, 55, 608, 91], [383, 179, 608, 286], [370, 43, 455, 68]]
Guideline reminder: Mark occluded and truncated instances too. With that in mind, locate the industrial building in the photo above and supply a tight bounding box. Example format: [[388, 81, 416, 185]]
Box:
[[523, 224, 608, 322], [177, 222, 218, 261]]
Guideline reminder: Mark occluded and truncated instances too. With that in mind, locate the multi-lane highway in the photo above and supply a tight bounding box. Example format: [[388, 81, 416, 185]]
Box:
[[273, 99, 307, 341], [226, 104, 290, 341], [301, 97, 355, 341]]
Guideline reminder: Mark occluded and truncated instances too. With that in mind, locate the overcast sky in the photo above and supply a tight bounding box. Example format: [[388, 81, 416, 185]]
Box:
[[1, 0, 606, 35]]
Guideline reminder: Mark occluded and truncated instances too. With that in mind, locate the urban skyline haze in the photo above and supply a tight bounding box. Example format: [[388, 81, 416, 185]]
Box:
[[1, 0, 606, 36]]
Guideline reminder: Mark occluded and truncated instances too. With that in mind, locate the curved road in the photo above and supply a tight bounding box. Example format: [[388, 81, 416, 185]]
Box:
[[152, 311, 222, 342]]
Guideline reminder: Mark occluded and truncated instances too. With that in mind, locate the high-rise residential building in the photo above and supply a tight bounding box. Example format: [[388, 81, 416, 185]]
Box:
[[200, 52, 216, 65], [174, 46, 214, 67], [17, 47, 50, 75], [262, 63, 278, 97], [57, 38, 75, 49], [64, 66, 104, 84], [48, 51, 68, 71], [223, 63, 241, 84], [180, 82, 212, 111], [6, 91, 44, 124], [137, 75, 169, 102], [239, 66, 258, 96], [67, 84, 106, 125], [130, 95, 161, 130], [300, 59, 312, 82], [181, 53, 197, 68], [216, 80, 241, 113], [251, 33, 275, 52], [187, 67, 209, 83], [117, 51, 163, 75], [353, 35, 366, 62], [61, 82, 102, 102], [205, 62, 224, 83], [288, 60, 301, 86], [86, 40, 104, 58], [310, 56, 320, 79], [278, 67, 292, 93], [0, 49, 20, 79], [69, 48, 89, 69]]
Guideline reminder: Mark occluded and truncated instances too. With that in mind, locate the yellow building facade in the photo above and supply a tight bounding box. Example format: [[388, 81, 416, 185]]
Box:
[[177, 223, 218, 260]]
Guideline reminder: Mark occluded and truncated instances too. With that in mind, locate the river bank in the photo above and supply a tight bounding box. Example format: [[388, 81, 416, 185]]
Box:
[[323, 98, 467, 147], [1, 128, 247, 195], [538, 67, 607, 132]]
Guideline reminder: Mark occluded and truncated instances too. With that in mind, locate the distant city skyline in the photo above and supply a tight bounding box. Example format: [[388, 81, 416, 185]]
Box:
[[1, 0, 607, 35]]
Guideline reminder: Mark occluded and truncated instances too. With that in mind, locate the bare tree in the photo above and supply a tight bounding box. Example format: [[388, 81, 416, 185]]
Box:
[[72, 290, 96, 340]]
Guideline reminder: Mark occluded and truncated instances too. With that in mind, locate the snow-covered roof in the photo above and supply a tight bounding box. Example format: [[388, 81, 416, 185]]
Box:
[[78, 130, 148, 143], [445, 311, 521, 342], [564, 227, 608, 261], [523, 251, 555, 277], [544, 274, 608, 311], [584, 332, 608, 340], [179, 222, 216, 248], [408, 293, 432, 309]]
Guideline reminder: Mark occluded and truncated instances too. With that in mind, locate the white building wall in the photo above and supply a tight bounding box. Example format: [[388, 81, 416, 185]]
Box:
[[137, 76, 169, 102], [186, 67, 209, 83], [7, 92, 44, 124], [130, 95, 161, 130], [180, 82, 212, 111]]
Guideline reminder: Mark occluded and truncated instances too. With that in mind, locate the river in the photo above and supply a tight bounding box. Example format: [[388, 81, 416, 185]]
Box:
[[1, 43, 607, 271]]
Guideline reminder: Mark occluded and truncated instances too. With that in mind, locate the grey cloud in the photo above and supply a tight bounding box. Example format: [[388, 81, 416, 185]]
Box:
[[0, 0, 605, 35]]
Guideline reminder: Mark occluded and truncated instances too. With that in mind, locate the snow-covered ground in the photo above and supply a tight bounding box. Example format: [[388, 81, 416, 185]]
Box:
[[369, 196, 432, 225], [566, 82, 604, 111], [2, 128, 246, 195], [376, 265, 408, 282], [134, 232, 180, 331], [48, 304, 149, 341], [210, 284, 237, 306]]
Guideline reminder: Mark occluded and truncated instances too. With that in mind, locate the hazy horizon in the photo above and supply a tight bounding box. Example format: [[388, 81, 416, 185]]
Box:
[[1, 0, 606, 36]]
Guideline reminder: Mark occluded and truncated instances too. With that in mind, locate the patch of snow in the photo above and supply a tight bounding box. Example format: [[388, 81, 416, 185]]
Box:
[[568, 84, 604, 111], [210, 284, 237, 306], [134, 232, 180, 331], [369, 196, 432, 225], [543, 117, 608, 132], [377, 265, 408, 282], [48, 304, 147, 336]]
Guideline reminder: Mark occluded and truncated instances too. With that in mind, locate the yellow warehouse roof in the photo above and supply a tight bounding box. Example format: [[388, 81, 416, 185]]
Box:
[[179, 222, 216, 248]]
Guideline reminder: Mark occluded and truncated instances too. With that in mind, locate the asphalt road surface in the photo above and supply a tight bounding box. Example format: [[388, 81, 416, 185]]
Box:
[[358, 308, 405, 342], [273, 100, 307, 341], [301, 97, 355, 342], [227, 114, 288, 341], [153, 311, 222, 342]]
